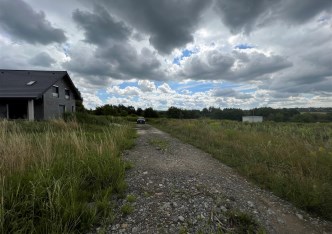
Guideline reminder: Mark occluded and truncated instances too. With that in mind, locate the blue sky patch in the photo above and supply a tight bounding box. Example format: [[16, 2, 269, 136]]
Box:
[[175, 81, 212, 93], [97, 89, 109, 99], [173, 49, 194, 65], [119, 81, 137, 89], [234, 44, 254, 50]]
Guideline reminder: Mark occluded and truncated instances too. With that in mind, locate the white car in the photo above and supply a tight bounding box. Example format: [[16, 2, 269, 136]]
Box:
[[136, 117, 146, 124]]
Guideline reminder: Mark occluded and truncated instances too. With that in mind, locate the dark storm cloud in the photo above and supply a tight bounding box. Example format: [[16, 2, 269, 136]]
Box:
[[0, 0, 66, 44], [269, 91, 299, 99], [260, 49, 332, 96], [181, 50, 235, 80], [73, 5, 132, 45], [29, 52, 56, 67], [64, 54, 114, 80], [231, 51, 292, 81], [95, 0, 212, 53], [96, 43, 165, 80], [214, 0, 332, 33], [280, 0, 332, 23], [213, 88, 252, 99], [64, 42, 165, 84], [214, 0, 277, 33], [267, 71, 332, 94], [0, 54, 27, 69], [275, 79, 332, 95], [262, 38, 332, 95], [180, 50, 292, 81]]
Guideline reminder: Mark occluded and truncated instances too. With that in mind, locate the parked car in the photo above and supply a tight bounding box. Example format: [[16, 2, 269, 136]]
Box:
[[137, 117, 146, 124]]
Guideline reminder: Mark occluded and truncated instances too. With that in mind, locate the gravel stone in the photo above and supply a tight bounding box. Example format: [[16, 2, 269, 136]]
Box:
[[248, 201, 255, 208], [131, 227, 139, 233], [98, 125, 332, 234], [220, 206, 228, 212], [297, 213, 304, 220]]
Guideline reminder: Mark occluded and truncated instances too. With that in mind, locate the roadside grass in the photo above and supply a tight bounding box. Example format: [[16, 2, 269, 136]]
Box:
[[120, 203, 134, 216], [151, 119, 332, 220], [0, 115, 135, 233]]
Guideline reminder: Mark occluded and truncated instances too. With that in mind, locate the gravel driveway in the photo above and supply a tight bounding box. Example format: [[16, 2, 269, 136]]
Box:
[[106, 124, 332, 234]]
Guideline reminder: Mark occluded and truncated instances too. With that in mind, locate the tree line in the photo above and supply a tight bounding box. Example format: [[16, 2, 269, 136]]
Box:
[[77, 102, 332, 123]]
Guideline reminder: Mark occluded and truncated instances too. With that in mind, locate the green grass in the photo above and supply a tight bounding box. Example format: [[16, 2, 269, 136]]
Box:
[[120, 203, 134, 216], [151, 119, 332, 220], [126, 194, 137, 203], [225, 210, 265, 234], [0, 115, 135, 233]]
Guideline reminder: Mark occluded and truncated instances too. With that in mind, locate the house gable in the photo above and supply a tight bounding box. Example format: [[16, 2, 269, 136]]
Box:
[[0, 69, 82, 120], [0, 70, 82, 100], [43, 76, 78, 119]]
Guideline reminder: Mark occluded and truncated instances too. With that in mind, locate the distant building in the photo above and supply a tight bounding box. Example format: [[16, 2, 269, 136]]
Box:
[[242, 116, 263, 123], [0, 69, 82, 121]]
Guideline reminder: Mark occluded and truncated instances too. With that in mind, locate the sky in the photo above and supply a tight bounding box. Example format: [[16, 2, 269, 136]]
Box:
[[0, 0, 331, 110]]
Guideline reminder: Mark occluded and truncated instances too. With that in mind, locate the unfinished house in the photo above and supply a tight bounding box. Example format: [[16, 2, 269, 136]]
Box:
[[0, 70, 82, 121]]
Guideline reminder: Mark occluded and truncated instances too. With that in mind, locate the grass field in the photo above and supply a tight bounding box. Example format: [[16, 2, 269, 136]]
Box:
[[0, 115, 135, 233], [151, 119, 332, 220]]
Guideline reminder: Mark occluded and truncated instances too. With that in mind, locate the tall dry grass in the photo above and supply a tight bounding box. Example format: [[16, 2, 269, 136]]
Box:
[[152, 119, 332, 220], [0, 117, 135, 233]]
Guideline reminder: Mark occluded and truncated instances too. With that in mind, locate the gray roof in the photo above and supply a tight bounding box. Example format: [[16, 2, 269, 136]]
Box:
[[0, 69, 82, 100]]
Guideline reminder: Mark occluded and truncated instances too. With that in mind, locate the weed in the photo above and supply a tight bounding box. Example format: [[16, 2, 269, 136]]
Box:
[[121, 203, 134, 216], [179, 226, 188, 234], [126, 194, 137, 203], [143, 191, 153, 197], [226, 210, 263, 234], [124, 160, 134, 170]]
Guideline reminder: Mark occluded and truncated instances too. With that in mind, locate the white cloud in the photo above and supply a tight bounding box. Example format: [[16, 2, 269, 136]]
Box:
[[107, 86, 141, 96], [138, 80, 156, 92], [0, 0, 331, 110], [157, 83, 175, 94], [82, 92, 104, 109]]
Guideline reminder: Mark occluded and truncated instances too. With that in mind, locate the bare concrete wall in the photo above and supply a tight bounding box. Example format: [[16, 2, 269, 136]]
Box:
[[0, 103, 7, 118], [242, 116, 263, 123], [34, 98, 44, 120], [43, 78, 76, 119]]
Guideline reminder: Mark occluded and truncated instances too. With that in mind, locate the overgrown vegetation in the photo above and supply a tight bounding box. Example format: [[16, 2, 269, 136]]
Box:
[[0, 114, 135, 233], [83, 104, 332, 123], [91, 104, 159, 118], [166, 106, 332, 122], [151, 119, 332, 220]]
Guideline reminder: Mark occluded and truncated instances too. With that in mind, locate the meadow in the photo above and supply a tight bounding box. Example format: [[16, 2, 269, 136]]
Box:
[[0, 114, 135, 233], [151, 119, 332, 220]]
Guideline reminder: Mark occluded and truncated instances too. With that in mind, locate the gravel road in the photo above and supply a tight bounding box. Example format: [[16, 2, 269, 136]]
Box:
[[105, 124, 332, 234]]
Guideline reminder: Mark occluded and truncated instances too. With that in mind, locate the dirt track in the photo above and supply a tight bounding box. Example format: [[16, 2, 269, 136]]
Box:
[[107, 124, 332, 233]]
